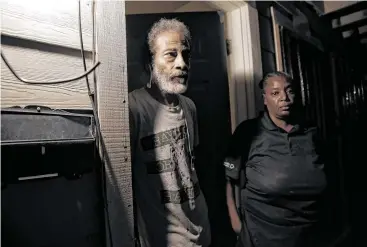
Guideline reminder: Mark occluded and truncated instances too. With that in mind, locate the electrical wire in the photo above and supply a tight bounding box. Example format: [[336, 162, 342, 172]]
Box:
[[0, 49, 100, 85]]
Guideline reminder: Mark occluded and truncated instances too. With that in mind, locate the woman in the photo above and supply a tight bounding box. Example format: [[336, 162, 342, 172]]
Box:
[[224, 72, 327, 247]]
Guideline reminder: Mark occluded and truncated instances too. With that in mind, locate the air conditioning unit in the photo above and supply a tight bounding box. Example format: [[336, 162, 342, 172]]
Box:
[[1, 105, 98, 187]]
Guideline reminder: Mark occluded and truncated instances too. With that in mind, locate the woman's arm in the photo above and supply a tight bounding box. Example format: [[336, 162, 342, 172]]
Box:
[[226, 179, 242, 234]]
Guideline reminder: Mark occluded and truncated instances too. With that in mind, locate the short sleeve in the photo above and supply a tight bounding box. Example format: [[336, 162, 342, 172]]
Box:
[[226, 121, 249, 158], [223, 120, 255, 180], [224, 156, 242, 180]]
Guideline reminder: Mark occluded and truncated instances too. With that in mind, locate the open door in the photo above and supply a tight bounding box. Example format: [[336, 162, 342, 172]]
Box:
[[126, 12, 234, 246]]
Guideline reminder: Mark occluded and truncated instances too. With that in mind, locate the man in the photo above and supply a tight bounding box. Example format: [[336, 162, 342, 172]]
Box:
[[225, 71, 327, 247], [129, 18, 211, 247]]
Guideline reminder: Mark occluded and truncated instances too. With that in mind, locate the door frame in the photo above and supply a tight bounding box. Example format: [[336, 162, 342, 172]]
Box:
[[211, 1, 263, 130]]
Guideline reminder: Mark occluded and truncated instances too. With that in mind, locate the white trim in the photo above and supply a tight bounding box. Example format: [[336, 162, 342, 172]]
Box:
[[224, 3, 263, 131]]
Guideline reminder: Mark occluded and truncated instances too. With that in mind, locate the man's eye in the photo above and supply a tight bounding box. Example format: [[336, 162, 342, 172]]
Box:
[[165, 52, 177, 57], [272, 92, 279, 96]]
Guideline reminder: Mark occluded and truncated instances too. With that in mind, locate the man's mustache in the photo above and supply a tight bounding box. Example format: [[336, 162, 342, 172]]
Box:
[[170, 71, 188, 78]]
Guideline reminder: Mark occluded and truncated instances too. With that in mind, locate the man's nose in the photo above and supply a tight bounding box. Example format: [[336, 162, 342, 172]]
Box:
[[174, 53, 188, 70]]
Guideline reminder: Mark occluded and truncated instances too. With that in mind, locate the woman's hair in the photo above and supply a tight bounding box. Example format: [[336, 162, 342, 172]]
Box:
[[258, 71, 293, 92]]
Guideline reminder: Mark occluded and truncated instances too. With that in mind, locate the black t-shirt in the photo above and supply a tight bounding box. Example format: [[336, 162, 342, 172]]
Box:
[[225, 112, 327, 247]]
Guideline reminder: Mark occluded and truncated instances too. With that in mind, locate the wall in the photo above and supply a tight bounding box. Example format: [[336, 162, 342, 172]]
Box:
[[1, 1, 104, 246], [0, 1, 94, 109]]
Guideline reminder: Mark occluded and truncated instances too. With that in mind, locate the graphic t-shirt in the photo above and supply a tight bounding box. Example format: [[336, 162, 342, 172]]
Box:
[[129, 88, 211, 247]]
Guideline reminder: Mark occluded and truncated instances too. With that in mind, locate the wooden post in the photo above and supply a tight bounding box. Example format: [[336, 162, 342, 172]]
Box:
[[95, 1, 134, 246]]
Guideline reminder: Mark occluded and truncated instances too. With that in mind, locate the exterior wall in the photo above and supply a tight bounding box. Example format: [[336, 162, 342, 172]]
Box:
[[1, 1, 104, 246], [1, 2, 133, 247], [0, 1, 94, 109]]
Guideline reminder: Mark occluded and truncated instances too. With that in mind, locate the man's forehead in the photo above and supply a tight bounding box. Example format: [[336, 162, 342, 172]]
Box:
[[155, 31, 189, 49]]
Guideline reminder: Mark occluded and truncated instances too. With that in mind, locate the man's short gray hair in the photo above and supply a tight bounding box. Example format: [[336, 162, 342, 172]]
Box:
[[147, 18, 191, 55]]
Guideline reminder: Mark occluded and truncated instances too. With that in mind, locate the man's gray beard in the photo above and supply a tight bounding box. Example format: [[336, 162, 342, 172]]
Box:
[[152, 65, 187, 94]]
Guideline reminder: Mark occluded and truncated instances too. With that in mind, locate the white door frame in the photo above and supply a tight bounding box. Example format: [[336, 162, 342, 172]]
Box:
[[212, 1, 263, 131]]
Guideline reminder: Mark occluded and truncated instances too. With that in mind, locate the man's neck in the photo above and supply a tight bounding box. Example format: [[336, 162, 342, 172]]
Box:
[[146, 84, 178, 107]]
